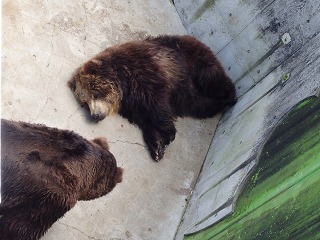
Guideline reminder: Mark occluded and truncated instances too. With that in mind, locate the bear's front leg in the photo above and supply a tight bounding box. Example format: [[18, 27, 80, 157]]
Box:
[[157, 120, 176, 146], [142, 121, 177, 161], [129, 96, 177, 161], [142, 127, 166, 161]]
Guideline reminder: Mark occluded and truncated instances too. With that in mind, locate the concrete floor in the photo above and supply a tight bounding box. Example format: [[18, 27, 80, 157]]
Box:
[[2, 1, 220, 239]]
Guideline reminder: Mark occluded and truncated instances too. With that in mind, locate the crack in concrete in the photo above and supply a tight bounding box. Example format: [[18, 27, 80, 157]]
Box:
[[109, 139, 146, 149], [57, 222, 101, 240]]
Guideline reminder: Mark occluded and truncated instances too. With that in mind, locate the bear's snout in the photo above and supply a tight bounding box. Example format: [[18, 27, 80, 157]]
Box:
[[88, 99, 108, 121], [115, 167, 123, 183], [92, 113, 105, 121]]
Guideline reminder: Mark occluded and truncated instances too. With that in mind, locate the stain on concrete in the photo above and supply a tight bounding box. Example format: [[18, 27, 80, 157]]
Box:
[[50, 12, 86, 33], [170, 187, 192, 196], [262, 18, 281, 34], [191, 0, 217, 23]]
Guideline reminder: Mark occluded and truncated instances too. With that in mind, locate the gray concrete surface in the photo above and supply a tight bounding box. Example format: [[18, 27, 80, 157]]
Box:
[[2, 0, 220, 239]]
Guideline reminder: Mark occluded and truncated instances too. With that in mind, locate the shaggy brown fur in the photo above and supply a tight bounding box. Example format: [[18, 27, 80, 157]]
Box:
[[0, 119, 123, 240], [68, 35, 237, 161]]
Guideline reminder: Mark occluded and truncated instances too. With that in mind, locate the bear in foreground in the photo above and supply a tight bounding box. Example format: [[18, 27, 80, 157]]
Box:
[[68, 35, 237, 161], [0, 119, 123, 240]]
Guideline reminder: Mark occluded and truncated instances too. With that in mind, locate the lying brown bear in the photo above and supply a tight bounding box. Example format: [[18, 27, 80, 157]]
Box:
[[68, 35, 237, 161], [0, 119, 123, 240]]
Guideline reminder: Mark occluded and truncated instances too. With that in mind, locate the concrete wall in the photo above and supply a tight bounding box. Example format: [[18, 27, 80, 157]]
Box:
[[174, 0, 320, 238]]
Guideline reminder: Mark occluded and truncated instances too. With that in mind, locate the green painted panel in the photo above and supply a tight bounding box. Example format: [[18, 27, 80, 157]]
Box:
[[185, 96, 320, 240]]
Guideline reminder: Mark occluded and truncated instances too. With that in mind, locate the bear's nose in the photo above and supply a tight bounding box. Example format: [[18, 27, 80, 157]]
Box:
[[91, 114, 101, 121]]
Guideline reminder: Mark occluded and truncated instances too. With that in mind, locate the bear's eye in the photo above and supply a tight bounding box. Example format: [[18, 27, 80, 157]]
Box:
[[93, 94, 99, 100], [92, 92, 105, 100], [89, 69, 97, 75], [88, 82, 95, 90]]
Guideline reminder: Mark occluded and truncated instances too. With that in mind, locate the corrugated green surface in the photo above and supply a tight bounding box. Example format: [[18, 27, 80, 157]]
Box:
[[185, 96, 320, 240]]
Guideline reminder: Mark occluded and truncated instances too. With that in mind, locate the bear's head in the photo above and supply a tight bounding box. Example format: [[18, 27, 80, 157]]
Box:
[[68, 59, 122, 121], [79, 137, 123, 200]]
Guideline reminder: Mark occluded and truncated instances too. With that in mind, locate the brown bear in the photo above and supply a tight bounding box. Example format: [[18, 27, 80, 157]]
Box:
[[68, 35, 237, 161], [0, 119, 123, 240]]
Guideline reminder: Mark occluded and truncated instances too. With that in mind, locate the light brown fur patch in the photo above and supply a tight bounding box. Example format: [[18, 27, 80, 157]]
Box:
[[70, 69, 122, 118]]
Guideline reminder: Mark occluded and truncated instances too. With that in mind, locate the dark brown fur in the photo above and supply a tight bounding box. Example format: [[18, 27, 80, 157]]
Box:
[[68, 35, 237, 161], [0, 119, 123, 240]]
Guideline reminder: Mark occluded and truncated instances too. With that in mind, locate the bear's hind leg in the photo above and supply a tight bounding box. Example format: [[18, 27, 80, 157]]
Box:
[[193, 65, 237, 105]]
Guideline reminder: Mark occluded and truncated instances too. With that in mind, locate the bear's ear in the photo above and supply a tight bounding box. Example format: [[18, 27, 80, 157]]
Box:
[[92, 137, 109, 150], [27, 150, 41, 161], [68, 77, 76, 91], [81, 59, 103, 75]]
